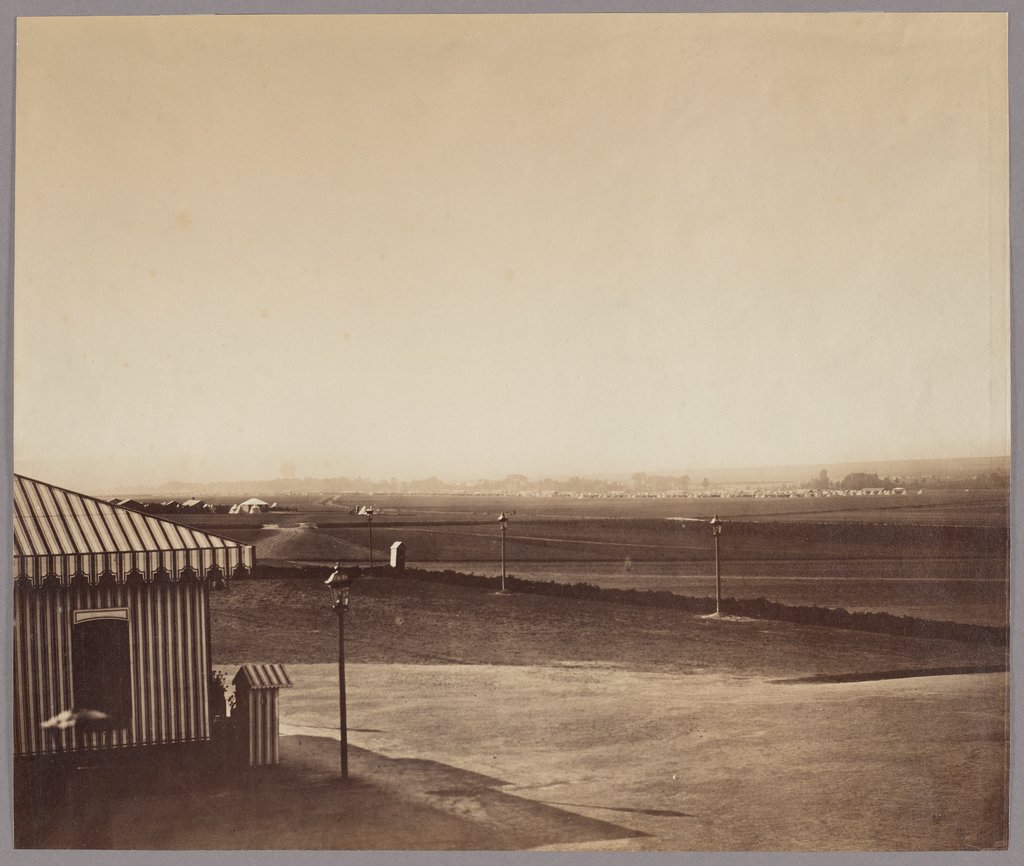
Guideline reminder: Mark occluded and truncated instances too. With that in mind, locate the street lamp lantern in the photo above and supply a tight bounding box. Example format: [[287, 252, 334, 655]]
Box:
[[709, 514, 723, 614], [497, 512, 510, 593], [324, 563, 353, 779], [325, 564, 352, 612]]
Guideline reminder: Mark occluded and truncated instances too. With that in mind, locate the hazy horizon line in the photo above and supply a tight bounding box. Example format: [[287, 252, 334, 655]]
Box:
[[95, 452, 1010, 494]]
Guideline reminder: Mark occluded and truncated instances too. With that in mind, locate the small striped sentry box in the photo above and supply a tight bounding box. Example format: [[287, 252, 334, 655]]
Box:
[[231, 663, 293, 766]]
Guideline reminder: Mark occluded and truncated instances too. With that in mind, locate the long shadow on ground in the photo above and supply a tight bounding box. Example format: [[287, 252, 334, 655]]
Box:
[[15, 735, 640, 851], [290, 736, 645, 850], [772, 663, 1007, 685]]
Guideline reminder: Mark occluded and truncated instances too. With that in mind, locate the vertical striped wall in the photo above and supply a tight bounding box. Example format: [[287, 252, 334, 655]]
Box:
[[239, 689, 282, 766], [13, 580, 211, 756]]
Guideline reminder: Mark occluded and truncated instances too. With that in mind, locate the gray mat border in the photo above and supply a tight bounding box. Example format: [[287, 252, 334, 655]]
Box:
[[0, 1, 1019, 865]]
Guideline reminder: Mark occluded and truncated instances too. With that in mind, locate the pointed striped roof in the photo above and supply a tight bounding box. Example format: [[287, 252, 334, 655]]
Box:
[[12, 474, 254, 586], [233, 663, 293, 690]]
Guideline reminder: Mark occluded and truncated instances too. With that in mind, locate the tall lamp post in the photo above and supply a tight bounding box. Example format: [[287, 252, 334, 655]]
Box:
[[365, 505, 375, 574], [325, 564, 352, 780], [710, 514, 723, 615], [497, 512, 509, 593]]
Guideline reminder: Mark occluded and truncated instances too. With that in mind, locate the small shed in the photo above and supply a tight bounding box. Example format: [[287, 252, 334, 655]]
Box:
[[232, 663, 293, 766]]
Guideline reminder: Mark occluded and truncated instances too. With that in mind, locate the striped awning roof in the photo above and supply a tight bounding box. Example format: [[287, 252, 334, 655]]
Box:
[[233, 663, 293, 690], [13, 474, 254, 587]]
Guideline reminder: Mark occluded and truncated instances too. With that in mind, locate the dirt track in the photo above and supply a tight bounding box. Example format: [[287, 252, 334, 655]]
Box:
[[254, 526, 367, 561]]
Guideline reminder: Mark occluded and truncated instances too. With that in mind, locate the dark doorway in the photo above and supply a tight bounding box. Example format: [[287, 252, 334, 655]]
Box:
[[71, 617, 131, 720]]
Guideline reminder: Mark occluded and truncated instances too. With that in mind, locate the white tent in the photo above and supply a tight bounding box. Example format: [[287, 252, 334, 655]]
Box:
[[237, 497, 270, 514]]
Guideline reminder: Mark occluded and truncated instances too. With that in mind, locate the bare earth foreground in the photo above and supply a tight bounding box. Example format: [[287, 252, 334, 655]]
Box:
[[219, 574, 1008, 851], [279, 663, 1007, 851], [16, 574, 1008, 851]]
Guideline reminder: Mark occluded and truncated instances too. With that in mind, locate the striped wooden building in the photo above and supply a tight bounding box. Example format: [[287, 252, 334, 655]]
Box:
[[12, 474, 255, 757]]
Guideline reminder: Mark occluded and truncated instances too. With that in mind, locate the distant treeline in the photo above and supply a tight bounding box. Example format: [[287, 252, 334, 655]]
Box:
[[157, 457, 1010, 498], [253, 563, 1007, 648], [802, 468, 1010, 491]]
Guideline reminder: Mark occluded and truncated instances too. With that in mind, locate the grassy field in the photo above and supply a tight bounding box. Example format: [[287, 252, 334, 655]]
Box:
[[206, 575, 1008, 850], [187, 488, 1009, 526], [307, 518, 1006, 563], [175, 490, 1009, 627], [210, 575, 1007, 675], [412, 563, 1007, 626], [181, 491, 1009, 559]]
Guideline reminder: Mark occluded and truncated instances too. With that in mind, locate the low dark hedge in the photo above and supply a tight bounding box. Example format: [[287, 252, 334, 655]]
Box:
[[253, 562, 1007, 648]]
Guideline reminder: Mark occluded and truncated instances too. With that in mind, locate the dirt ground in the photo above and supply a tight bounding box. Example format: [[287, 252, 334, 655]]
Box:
[[209, 574, 1009, 850], [20, 661, 1003, 851], [277, 662, 1008, 851], [15, 575, 1010, 851], [16, 735, 628, 850]]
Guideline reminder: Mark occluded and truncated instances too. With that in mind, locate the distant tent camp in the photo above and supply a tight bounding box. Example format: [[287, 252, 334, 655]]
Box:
[[12, 474, 255, 756], [235, 497, 270, 514], [109, 497, 144, 511]]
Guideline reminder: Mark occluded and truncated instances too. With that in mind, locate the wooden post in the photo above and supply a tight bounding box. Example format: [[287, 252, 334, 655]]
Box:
[[337, 606, 348, 779], [714, 532, 721, 615], [368, 513, 373, 575]]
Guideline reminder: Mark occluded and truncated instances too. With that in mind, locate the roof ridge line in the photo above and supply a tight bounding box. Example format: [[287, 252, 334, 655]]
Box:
[[13, 474, 251, 550]]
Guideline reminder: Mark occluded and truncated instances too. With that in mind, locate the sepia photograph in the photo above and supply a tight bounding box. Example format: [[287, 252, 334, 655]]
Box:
[[5, 6, 1016, 857]]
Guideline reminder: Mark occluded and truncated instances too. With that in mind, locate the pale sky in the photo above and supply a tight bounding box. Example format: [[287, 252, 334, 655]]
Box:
[[13, 13, 1010, 490]]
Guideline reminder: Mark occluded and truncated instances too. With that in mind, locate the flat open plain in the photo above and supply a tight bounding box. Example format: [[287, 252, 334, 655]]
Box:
[[182, 489, 1010, 627], [139, 490, 1010, 850], [206, 573, 1009, 851]]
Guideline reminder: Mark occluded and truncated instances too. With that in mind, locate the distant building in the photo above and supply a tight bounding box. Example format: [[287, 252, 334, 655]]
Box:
[[111, 498, 144, 511], [181, 498, 209, 513]]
